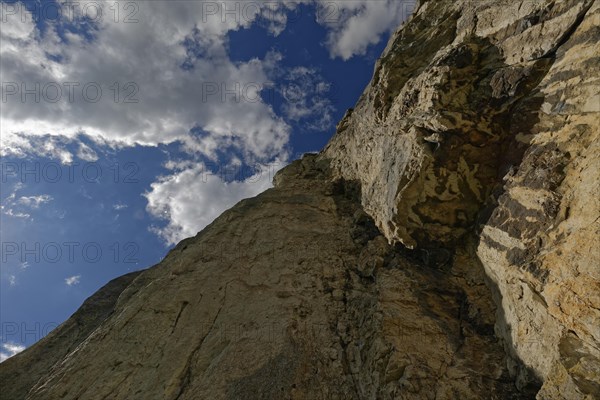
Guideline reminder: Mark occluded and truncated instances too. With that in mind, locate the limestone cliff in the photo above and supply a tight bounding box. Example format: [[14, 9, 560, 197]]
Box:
[[324, 0, 600, 397], [1, 0, 598, 399]]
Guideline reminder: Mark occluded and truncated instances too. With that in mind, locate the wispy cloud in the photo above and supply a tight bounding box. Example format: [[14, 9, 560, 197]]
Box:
[[0, 342, 26, 363], [17, 195, 53, 209], [65, 275, 81, 286], [2, 207, 31, 219], [1, 185, 53, 220], [279, 66, 335, 131]]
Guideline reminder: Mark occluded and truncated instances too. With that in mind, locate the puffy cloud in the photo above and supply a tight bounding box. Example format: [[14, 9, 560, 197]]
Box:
[[0, 134, 75, 164], [145, 161, 283, 245], [0, 1, 415, 161], [316, 0, 416, 60], [0, 0, 416, 245], [0, 342, 26, 362], [0, 1, 293, 162]]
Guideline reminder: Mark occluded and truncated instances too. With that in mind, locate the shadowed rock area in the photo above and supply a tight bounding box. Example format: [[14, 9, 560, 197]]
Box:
[[1, 0, 598, 399]]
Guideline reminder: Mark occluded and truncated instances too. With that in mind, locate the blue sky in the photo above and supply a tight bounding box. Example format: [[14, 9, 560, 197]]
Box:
[[0, 0, 415, 360]]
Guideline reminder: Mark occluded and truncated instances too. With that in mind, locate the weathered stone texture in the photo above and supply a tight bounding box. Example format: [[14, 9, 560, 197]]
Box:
[[1, 157, 530, 399], [1, 0, 598, 398]]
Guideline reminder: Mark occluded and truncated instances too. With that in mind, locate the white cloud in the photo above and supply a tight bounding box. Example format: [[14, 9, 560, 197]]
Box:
[[8, 275, 17, 286], [0, 0, 416, 244], [1, 184, 53, 220], [0, 342, 26, 362], [0, 1, 415, 162], [113, 203, 128, 211], [2, 207, 31, 219], [65, 275, 81, 286], [0, 134, 75, 164], [279, 66, 335, 131], [17, 195, 53, 208], [76, 142, 99, 162], [145, 161, 283, 245], [316, 0, 415, 60], [0, 1, 294, 163]]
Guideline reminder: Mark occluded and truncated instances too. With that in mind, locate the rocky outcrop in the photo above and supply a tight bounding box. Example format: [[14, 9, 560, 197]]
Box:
[[0, 157, 532, 399], [0, 271, 142, 400], [324, 0, 599, 397], [477, 1, 600, 396], [1, 0, 598, 398]]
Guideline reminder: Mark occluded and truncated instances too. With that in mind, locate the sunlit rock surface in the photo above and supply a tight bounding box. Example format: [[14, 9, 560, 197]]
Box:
[[2, 0, 598, 398]]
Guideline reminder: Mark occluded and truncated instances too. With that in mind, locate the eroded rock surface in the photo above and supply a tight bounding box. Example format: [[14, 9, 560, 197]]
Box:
[[1, 0, 598, 399], [324, 0, 599, 397], [1, 157, 530, 399]]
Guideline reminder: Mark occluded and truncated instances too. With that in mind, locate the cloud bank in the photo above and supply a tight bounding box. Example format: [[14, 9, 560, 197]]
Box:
[[1, 0, 415, 245]]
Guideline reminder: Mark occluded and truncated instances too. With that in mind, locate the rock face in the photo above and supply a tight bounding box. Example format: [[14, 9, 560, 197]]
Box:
[[1, 0, 598, 399], [324, 0, 600, 397], [1, 158, 532, 399]]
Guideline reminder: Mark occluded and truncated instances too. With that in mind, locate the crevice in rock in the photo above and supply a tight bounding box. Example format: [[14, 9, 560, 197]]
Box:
[[170, 301, 190, 335], [540, 0, 595, 59], [173, 290, 225, 400]]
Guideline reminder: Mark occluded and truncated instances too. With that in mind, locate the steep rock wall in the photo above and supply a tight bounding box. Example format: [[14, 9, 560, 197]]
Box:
[[1, 157, 530, 399], [324, 0, 600, 397], [1, 0, 598, 399]]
